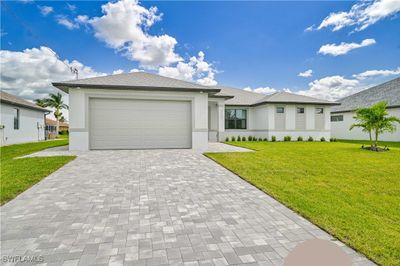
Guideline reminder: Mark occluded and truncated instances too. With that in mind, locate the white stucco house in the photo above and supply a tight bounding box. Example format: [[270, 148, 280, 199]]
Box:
[[52, 72, 338, 151], [0, 91, 48, 145], [331, 77, 400, 142]]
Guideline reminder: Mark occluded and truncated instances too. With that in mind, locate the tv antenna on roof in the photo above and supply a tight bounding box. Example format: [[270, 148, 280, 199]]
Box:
[[70, 67, 79, 80]]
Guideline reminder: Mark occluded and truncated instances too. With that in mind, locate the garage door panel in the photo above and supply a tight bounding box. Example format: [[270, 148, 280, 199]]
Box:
[[89, 98, 192, 149]]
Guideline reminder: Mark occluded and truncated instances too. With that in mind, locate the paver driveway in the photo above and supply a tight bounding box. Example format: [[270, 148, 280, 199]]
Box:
[[1, 150, 373, 266]]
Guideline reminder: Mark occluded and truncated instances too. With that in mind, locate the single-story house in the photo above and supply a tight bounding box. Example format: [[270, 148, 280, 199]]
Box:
[[52, 72, 338, 151], [331, 77, 400, 142], [45, 118, 69, 139], [0, 91, 49, 145]]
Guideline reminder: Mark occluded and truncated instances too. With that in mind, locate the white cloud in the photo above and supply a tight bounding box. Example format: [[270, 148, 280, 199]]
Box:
[[0, 46, 105, 101], [78, 0, 181, 68], [318, 38, 376, 56], [243, 86, 277, 94], [353, 67, 400, 80], [38, 5, 53, 16], [298, 69, 313, 77], [312, 0, 400, 32], [56, 15, 79, 30], [66, 3, 77, 12], [158, 51, 217, 86], [129, 68, 142, 73], [112, 69, 124, 75], [75, 15, 89, 24], [297, 75, 362, 101]]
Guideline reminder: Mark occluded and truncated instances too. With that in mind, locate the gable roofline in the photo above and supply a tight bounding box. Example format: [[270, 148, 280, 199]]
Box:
[[0, 91, 50, 112], [52, 72, 221, 94], [214, 86, 338, 106]]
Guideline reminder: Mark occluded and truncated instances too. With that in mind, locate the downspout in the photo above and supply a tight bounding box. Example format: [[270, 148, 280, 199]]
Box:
[[44, 111, 51, 140]]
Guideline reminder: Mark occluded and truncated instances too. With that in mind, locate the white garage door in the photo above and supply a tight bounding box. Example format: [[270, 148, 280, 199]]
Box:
[[89, 98, 192, 149]]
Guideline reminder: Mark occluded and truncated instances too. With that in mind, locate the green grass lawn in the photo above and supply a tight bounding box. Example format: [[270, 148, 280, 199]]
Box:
[[1, 139, 76, 205], [206, 141, 400, 266]]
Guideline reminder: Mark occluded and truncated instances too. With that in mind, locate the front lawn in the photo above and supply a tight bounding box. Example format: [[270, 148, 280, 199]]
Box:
[[206, 141, 400, 266], [1, 140, 76, 205]]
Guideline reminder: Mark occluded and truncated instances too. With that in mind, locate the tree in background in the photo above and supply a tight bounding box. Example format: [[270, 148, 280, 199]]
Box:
[[36, 93, 68, 137], [351, 101, 400, 148]]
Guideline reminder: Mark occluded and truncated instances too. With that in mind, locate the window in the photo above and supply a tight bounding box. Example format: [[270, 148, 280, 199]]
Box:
[[225, 109, 247, 129], [276, 107, 285, 113], [316, 107, 324, 114], [297, 107, 305, 114], [331, 115, 343, 122], [13, 108, 19, 130]]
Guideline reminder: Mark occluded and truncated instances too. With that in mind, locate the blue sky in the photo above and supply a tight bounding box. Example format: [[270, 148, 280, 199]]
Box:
[[1, 0, 399, 102]]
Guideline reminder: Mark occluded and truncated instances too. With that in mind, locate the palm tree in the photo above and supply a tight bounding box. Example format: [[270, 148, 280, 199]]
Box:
[[371, 102, 400, 146], [350, 101, 400, 147], [350, 107, 374, 146], [36, 93, 68, 137], [34, 98, 47, 108]]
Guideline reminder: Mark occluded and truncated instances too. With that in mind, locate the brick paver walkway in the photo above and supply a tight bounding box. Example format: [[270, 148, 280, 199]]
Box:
[[1, 150, 373, 266]]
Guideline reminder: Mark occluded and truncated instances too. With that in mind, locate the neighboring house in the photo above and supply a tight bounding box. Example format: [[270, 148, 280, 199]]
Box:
[[52, 72, 338, 151], [45, 118, 69, 139], [331, 77, 400, 142], [0, 91, 48, 145]]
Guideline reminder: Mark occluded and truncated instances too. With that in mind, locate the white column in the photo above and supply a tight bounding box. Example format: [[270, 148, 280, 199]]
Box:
[[286, 105, 296, 130], [217, 102, 225, 141], [306, 105, 315, 130]]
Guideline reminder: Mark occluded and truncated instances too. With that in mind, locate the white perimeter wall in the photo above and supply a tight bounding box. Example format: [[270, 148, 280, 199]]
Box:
[[222, 104, 331, 141], [331, 108, 400, 141], [68, 88, 209, 151], [0, 103, 46, 145]]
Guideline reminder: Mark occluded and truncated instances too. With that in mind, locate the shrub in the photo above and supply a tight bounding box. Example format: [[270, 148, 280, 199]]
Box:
[[284, 136, 291, 141], [320, 137, 326, 142], [308, 136, 314, 142], [225, 136, 229, 142], [271, 136, 276, 142], [248, 136, 253, 141], [329, 138, 334, 142], [237, 136, 241, 142], [297, 136, 303, 141], [253, 137, 257, 141], [263, 138, 268, 141], [242, 136, 246, 141], [59, 130, 69, 135], [258, 138, 263, 141], [231, 136, 236, 142]]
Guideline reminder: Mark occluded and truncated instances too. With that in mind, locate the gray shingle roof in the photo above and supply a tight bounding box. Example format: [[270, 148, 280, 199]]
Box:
[[53, 72, 220, 93], [214, 86, 266, 105], [214, 86, 337, 106], [332, 77, 400, 113], [0, 91, 49, 112]]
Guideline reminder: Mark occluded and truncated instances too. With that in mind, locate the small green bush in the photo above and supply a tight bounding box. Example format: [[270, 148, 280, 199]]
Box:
[[308, 136, 314, 142], [284, 136, 291, 141], [225, 136, 229, 142], [253, 136, 257, 141], [263, 138, 268, 141], [320, 137, 326, 142], [330, 138, 337, 142], [242, 136, 246, 141], [248, 136, 253, 141], [231, 136, 236, 142], [271, 136, 276, 142], [237, 136, 241, 142], [59, 130, 69, 135], [258, 138, 262, 141], [297, 136, 303, 141]]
